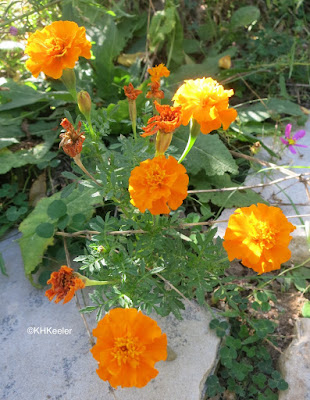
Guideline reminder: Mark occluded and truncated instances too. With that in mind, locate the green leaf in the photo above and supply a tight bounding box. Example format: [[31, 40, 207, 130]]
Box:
[[47, 200, 68, 219], [35, 222, 55, 238], [230, 6, 260, 29], [18, 186, 103, 275], [0, 80, 47, 111], [205, 375, 224, 397], [79, 306, 98, 313], [302, 301, 310, 317], [173, 131, 238, 176]]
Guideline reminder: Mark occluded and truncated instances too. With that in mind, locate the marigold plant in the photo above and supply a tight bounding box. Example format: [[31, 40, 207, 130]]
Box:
[[91, 308, 167, 388], [148, 63, 170, 82], [25, 20, 91, 79], [45, 265, 85, 304], [223, 203, 296, 274], [146, 81, 165, 100], [129, 155, 189, 215], [172, 77, 237, 134]]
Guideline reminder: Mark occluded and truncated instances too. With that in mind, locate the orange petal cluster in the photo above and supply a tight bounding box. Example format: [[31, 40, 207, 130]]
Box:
[[45, 265, 85, 304], [141, 101, 182, 137], [146, 81, 164, 100], [129, 155, 189, 215], [223, 203, 296, 274], [91, 308, 167, 388], [172, 77, 237, 134], [124, 82, 143, 101], [59, 118, 85, 158], [25, 20, 92, 79], [148, 63, 170, 82]]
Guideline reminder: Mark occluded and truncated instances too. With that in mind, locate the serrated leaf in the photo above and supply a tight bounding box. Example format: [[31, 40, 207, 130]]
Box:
[[79, 306, 98, 313], [173, 131, 238, 176]]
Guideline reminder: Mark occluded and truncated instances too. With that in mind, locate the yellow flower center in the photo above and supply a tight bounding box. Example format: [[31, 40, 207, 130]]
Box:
[[288, 138, 295, 145], [46, 37, 67, 57], [250, 219, 278, 250], [112, 336, 144, 366]]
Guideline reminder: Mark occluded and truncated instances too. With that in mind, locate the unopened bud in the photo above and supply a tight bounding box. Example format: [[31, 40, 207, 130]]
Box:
[[77, 90, 92, 119]]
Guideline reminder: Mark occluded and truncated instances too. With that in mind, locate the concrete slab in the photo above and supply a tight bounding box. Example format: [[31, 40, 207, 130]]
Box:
[[0, 231, 222, 400]]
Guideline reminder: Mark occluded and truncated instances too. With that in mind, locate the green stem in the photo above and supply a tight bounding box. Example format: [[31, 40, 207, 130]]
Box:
[[178, 119, 201, 164], [85, 279, 119, 286], [86, 115, 96, 141]]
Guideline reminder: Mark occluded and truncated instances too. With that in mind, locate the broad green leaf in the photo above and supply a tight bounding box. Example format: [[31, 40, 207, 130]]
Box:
[[230, 6, 260, 29], [0, 133, 57, 175], [173, 131, 238, 176], [0, 80, 47, 111], [18, 186, 103, 275]]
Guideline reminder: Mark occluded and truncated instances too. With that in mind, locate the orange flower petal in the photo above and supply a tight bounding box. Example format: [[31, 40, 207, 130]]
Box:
[[148, 63, 170, 82], [91, 308, 167, 388], [172, 77, 237, 134], [128, 156, 189, 215], [223, 204, 296, 274], [25, 21, 91, 79]]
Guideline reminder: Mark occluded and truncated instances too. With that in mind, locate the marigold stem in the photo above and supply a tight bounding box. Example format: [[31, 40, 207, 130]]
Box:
[[178, 118, 201, 163], [73, 154, 103, 187]]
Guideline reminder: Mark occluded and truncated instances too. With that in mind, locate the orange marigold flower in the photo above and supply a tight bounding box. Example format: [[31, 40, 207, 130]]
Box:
[[45, 265, 85, 304], [91, 308, 167, 388], [25, 20, 92, 79], [124, 82, 142, 101], [223, 203, 296, 274], [148, 63, 170, 82], [141, 101, 182, 137], [59, 118, 85, 158], [129, 155, 189, 215], [172, 77, 237, 134], [146, 81, 165, 99]]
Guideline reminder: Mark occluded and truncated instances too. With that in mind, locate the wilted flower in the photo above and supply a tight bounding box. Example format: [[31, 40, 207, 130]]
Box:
[[172, 77, 237, 134], [146, 81, 165, 100], [129, 155, 189, 215], [223, 203, 296, 274], [45, 265, 85, 304], [59, 118, 85, 158], [25, 20, 91, 79], [141, 101, 182, 137], [91, 308, 167, 388], [280, 124, 307, 154], [123, 82, 142, 101], [148, 63, 170, 82]]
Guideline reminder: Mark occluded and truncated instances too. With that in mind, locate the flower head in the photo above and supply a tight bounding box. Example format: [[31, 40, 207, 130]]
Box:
[[25, 20, 92, 79], [223, 203, 296, 274], [146, 81, 165, 100], [172, 77, 237, 134], [280, 124, 307, 154], [129, 155, 189, 215], [45, 265, 85, 304], [91, 308, 167, 388], [124, 82, 142, 101], [59, 118, 85, 158], [148, 63, 170, 82], [141, 101, 182, 137]]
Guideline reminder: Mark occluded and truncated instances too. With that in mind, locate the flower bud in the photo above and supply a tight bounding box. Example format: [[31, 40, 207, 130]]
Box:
[[77, 90, 92, 119]]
